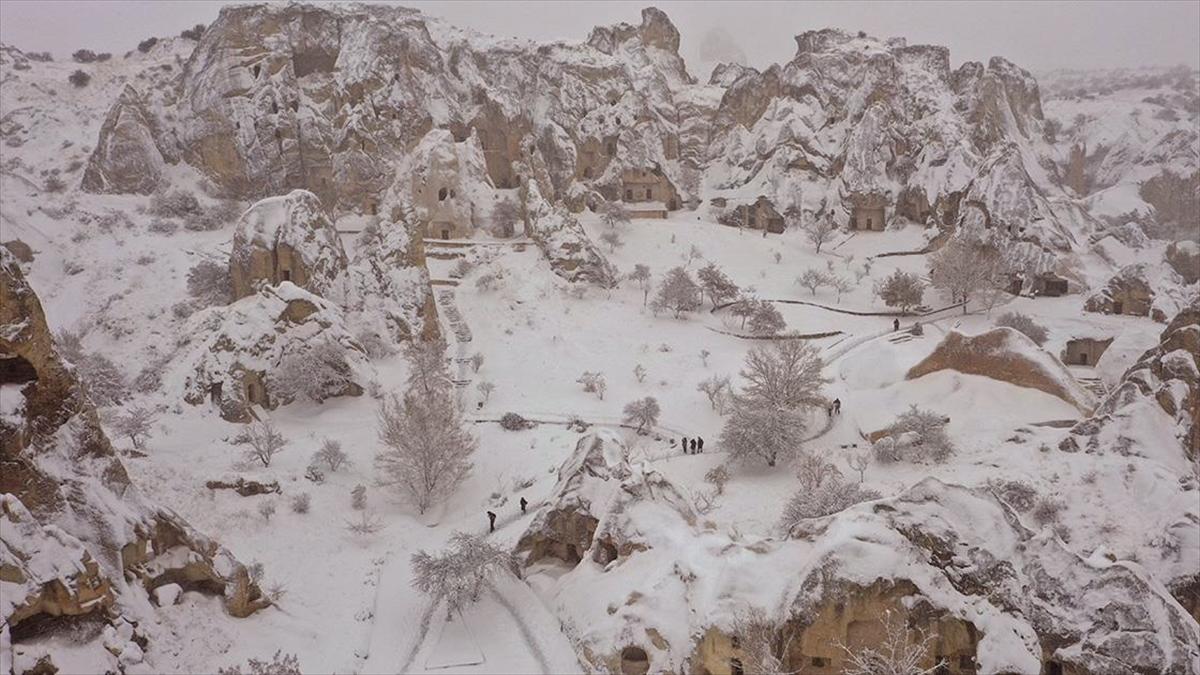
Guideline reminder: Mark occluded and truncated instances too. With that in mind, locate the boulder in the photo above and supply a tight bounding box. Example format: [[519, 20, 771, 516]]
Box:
[[229, 189, 348, 300], [1, 240, 33, 263]]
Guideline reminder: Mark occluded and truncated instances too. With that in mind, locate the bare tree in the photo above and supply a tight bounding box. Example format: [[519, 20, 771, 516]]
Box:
[[801, 215, 838, 254], [622, 396, 661, 434], [795, 269, 831, 296], [234, 420, 287, 468], [346, 510, 384, 537], [780, 476, 879, 530], [469, 352, 485, 373], [730, 298, 757, 330], [697, 375, 731, 410], [739, 340, 829, 411], [633, 364, 647, 383], [794, 452, 843, 490], [628, 264, 653, 306], [728, 607, 795, 675], [270, 340, 356, 404], [681, 244, 704, 269], [476, 381, 495, 403], [599, 230, 624, 253], [376, 389, 475, 514], [840, 611, 945, 675], [697, 262, 740, 308], [600, 201, 631, 229], [314, 438, 349, 472], [112, 405, 156, 449], [699, 349, 711, 367], [577, 371, 607, 399], [846, 452, 871, 483], [874, 270, 925, 312], [411, 532, 515, 619], [874, 405, 955, 464], [928, 236, 1005, 314], [404, 338, 452, 396], [257, 500, 276, 522], [491, 198, 522, 238], [651, 267, 702, 318], [748, 300, 786, 336], [351, 484, 367, 510], [830, 275, 853, 303]]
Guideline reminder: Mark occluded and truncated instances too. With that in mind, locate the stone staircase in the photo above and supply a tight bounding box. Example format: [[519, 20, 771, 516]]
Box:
[[1076, 375, 1108, 399]]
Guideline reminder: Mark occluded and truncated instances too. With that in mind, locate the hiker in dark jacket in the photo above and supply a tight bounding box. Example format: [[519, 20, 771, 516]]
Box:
[[833, 398, 842, 415], [697, 437, 704, 452], [682, 436, 688, 454], [893, 318, 900, 331], [690, 438, 697, 453], [520, 497, 528, 514], [487, 511, 497, 533]]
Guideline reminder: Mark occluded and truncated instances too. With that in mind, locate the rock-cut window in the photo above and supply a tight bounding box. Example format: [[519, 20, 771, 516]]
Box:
[[438, 187, 448, 201]]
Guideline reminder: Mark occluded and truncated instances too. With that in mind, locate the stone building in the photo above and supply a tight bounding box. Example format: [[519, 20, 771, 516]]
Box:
[[847, 192, 887, 231], [622, 167, 679, 218], [415, 179, 474, 239], [1084, 265, 1154, 317], [229, 190, 348, 300], [724, 196, 786, 234], [1061, 336, 1113, 367]]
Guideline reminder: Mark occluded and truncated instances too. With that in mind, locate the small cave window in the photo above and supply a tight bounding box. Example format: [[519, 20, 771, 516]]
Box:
[[1045, 662, 1064, 675], [251, 64, 261, 78], [644, 188, 652, 200], [438, 187, 448, 201], [606, 142, 616, 156], [810, 657, 828, 667], [624, 189, 633, 201], [289, 100, 299, 113], [0, 354, 37, 385], [450, 188, 456, 198], [280, 269, 291, 282], [583, 166, 593, 179], [271, 100, 278, 115], [210, 382, 223, 404]]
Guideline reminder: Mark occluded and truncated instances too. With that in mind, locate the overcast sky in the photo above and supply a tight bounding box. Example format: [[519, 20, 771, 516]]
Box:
[[2, 1, 1197, 75]]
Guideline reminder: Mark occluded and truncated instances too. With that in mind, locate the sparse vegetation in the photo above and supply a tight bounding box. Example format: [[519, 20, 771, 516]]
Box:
[[68, 70, 91, 87], [996, 312, 1049, 346]]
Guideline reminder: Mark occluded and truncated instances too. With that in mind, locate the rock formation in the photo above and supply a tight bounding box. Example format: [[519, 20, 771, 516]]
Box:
[[0, 249, 266, 644], [178, 281, 369, 421], [1166, 240, 1200, 285], [80, 85, 169, 195], [906, 328, 1096, 411], [229, 189, 347, 300]]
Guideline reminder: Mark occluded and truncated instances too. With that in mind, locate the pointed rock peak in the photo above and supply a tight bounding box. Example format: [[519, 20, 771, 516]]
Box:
[[638, 7, 680, 53]]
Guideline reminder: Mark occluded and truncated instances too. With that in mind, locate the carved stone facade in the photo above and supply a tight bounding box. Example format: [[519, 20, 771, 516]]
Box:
[[847, 192, 887, 231]]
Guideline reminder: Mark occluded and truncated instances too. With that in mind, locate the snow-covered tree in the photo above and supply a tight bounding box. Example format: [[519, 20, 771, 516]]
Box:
[[729, 298, 757, 330], [628, 264, 653, 306], [376, 388, 475, 514], [681, 244, 704, 269], [875, 270, 925, 312], [600, 201, 631, 229], [738, 340, 829, 411], [345, 510, 383, 537], [313, 438, 349, 472], [476, 381, 495, 403], [840, 611, 945, 675], [748, 300, 786, 335], [577, 371, 607, 399], [257, 500, 276, 522], [599, 230, 624, 253], [874, 405, 955, 464], [404, 338, 452, 396], [697, 262, 740, 308], [697, 374, 731, 411], [270, 340, 356, 404], [469, 352, 485, 373], [996, 312, 1049, 346], [234, 419, 287, 467], [830, 275, 853, 303], [846, 451, 871, 483], [796, 268, 831, 296], [633, 364, 647, 383], [801, 215, 838, 254], [928, 236, 1005, 313], [187, 259, 231, 307], [651, 267, 702, 318], [794, 452, 843, 491], [411, 532, 515, 619], [720, 402, 806, 467], [351, 484, 367, 510], [217, 651, 302, 675], [622, 396, 660, 434], [112, 405, 156, 449], [76, 353, 129, 407]]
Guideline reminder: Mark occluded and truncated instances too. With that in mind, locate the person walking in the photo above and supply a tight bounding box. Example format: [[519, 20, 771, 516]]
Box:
[[487, 510, 497, 533], [697, 437, 704, 453], [681, 436, 688, 454], [833, 398, 842, 415], [690, 438, 697, 453], [893, 318, 900, 332], [520, 497, 528, 514]]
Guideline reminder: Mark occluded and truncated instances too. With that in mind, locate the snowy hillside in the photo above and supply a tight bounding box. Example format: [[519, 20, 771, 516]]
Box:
[[1, 6, 1198, 675]]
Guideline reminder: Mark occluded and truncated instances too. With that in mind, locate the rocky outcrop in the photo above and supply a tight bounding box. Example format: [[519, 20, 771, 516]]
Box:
[[178, 282, 369, 421], [526, 189, 617, 286], [906, 328, 1095, 411], [229, 189, 347, 300], [1063, 300, 1200, 459], [1084, 263, 1156, 318], [1166, 240, 1200, 285], [0, 249, 266, 635], [80, 85, 168, 195]]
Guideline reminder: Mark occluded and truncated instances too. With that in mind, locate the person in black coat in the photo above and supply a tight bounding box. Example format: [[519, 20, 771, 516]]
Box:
[[487, 511, 497, 533], [681, 436, 688, 454], [893, 318, 900, 331], [690, 438, 697, 453], [697, 437, 704, 452], [520, 497, 528, 514]]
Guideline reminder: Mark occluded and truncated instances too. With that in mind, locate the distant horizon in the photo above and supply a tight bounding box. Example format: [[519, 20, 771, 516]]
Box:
[[2, 1, 1198, 77]]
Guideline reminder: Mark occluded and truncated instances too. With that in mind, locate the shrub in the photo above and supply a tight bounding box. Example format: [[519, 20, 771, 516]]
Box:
[[270, 341, 356, 404], [26, 52, 53, 62], [137, 37, 159, 53], [77, 353, 129, 407], [148, 218, 179, 235], [304, 465, 325, 484], [704, 465, 730, 495], [780, 477, 880, 531], [149, 189, 200, 218], [257, 501, 276, 522], [43, 175, 66, 193], [217, 651, 301, 675], [351, 484, 367, 510], [68, 70, 91, 88], [995, 312, 1049, 346], [874, 405, 954, 464], [180, 24, 206, 41], [290, 493, 311, 514], [186, 259, 231, 307], [989, 479, 1038, 512], [96, 53, 112, 62], [1030, 495, 1066, 526], [874, 270, 925, 312], [72, 49, 98, 63], [184, 199, 242, 231], [499, 412, 534, 431]]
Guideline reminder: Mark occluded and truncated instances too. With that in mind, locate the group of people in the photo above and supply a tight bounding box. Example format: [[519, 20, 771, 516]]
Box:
[[828, 398, 842, 416], [486, 496, 530, 533], [679, 436, 705, 454]]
